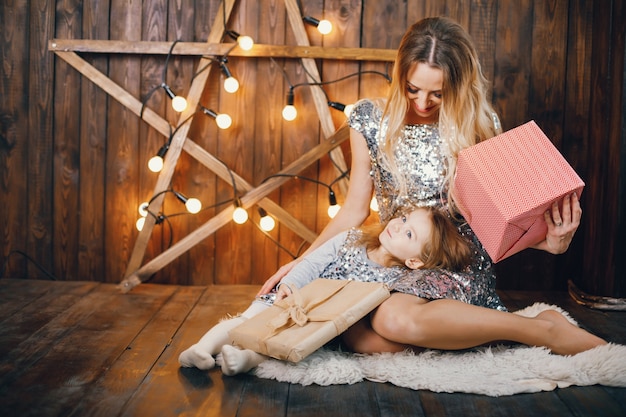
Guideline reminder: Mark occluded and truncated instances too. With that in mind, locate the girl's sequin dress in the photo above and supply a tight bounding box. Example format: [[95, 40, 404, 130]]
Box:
[[349, 99, 506, 311]]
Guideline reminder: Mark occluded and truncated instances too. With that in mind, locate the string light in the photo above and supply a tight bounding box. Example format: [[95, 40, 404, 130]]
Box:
[[148, 143, 169, 173], [200, 106, 233, 129], [226, 30, 254, 51], [327, 190, 341, 218], [370, 196, 379, 212], [161, 83, 188, 112], [328, 101, 355, 118], [232, 199, 248, 224], [282, 88, 297, 121], [258, 207, 276, 232], [220, 59, 240, 93], [302, 16, 332, 35]]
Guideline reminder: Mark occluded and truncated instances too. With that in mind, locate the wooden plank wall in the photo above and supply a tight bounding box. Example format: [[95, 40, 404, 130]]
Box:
[[0, 0, 624, 296]]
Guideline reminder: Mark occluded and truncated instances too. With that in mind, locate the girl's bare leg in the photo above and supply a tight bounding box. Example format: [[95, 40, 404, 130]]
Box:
[[368, 293, 606, 355]]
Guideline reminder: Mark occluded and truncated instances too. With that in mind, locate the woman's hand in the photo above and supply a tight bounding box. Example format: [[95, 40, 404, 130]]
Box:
[[257, 259, 298, 296], [535, 193, 582, 254]]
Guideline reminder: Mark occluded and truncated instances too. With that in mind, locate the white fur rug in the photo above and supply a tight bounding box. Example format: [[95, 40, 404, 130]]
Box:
[[252, 303, 626, 396]]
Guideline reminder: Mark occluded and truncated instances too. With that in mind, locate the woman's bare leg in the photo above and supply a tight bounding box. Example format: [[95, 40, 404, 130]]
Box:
[[342, 316, 412, 354], [368, 293, 606, 355]]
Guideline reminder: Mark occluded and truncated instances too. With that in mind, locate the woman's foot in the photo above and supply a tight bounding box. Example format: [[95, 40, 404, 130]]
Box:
[[537, 310, 607, 355]]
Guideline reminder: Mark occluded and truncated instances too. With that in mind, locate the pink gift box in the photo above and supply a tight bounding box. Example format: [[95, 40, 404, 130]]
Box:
[[454, 121, 584, 262]]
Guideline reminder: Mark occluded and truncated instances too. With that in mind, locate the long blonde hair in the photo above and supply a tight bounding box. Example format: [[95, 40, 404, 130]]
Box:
[[357, 207, 472, 271], [381, 17, 501, 210]]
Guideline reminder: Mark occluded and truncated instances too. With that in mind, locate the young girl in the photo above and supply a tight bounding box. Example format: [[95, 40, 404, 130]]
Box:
[[179, 206, 472, 374]]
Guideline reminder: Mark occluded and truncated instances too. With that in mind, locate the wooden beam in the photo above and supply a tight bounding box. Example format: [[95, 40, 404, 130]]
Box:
[[48, 39, 396, 62], [284, 0, 350, 196]]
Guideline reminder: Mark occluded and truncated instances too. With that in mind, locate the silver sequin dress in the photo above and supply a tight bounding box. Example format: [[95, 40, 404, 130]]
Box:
[[349, 99, 506, 311]]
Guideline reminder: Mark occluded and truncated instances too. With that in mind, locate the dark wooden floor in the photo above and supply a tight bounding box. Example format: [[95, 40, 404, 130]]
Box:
[[1, 279, 625, 417]]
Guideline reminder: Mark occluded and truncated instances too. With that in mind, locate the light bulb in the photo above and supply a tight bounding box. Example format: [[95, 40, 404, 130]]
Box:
[[369, 196, 379, 212], [171, 96, 188, 112], [237, 35, 254, 51], [233, 206, 248, 224], [215, 113, 232, 129], [224, 76, 239, 93], [259, 214, 276, 232], [185, 198, 202, 214], [136, 217, 145, 231], [138, 202, 149, 217], [343, 104, 354, 117], [148, 155, 164, 172], [327, 204, 341, 219], [282, 105, 297, 121], [317, 19, 332, 35]]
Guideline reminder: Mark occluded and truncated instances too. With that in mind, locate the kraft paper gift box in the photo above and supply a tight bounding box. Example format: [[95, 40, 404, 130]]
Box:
[[229, 279, 390, 362], [454, 120, 584, 262]]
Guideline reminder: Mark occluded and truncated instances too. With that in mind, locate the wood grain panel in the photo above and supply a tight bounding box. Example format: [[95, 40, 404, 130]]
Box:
[[0, 0, 624, 296], [248, 0, 286, 284], [0, 1, 29, 278], [105, 0, 143, 283], [78, 0, 110, 280], [27, 0, 55, 279], [53, 0, 82, 282]]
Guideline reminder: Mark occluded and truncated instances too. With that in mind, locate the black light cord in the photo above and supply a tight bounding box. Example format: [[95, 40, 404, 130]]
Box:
[[0, 250, 58, 280], [140, 40, 182, 119]]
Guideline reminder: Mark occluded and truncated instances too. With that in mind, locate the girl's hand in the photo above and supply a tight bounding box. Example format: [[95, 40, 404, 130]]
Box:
[[536, 193, 582, 254], [275, 283, 293, 301], [257, 259, 298, 296]]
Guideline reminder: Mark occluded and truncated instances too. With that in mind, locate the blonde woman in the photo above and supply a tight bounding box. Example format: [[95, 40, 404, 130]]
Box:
[[259, 17, 603, 356]]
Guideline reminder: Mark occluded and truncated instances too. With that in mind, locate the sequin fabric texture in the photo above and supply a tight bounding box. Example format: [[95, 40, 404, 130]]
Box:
[[348, 99, 506, 311], [317, 229, 406, 285]]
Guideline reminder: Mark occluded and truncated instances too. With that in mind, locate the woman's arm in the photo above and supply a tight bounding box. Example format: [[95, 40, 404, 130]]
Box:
[[257, 128, 375, 295]]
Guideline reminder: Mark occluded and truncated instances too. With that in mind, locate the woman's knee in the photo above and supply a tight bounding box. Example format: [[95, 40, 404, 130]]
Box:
[[370, 294, 428, 343]]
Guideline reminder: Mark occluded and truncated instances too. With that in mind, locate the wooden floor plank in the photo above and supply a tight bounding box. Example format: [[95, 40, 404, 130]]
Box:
[[372, 382, 426, 417], [234, 376, 289, 417], [0, 282, 178, 416], [67, 285, 205, 417], [285, 382, 380, 417], [418, 391, 573, 417], [120, 285, 258, 417], [0, 280, 98, 358], [556, 385, 626, 417], [0, 280, 624, 417]]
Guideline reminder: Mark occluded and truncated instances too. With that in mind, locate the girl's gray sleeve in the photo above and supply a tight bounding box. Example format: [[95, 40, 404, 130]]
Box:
[[279, 231, 348, 290]]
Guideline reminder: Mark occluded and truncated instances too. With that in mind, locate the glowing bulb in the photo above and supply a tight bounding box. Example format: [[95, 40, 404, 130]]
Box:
[[148, 155, 164, 172], [138, 202, 149, 217], [343, 104, 354, 117], [171, 96, 188, 112], [215, 113, 232, 129], [282, 105, 297, 121], [327, 204, 341, 218], [259, 214, 276, 232], [233, 206, 248, 224], [185, 198, 202, 214], [136, 217, 145, 231], [224, 76, 239, 93], [237, 35, 254, 51], [317, 19, 332, 35], [370, 196, 379, 212]]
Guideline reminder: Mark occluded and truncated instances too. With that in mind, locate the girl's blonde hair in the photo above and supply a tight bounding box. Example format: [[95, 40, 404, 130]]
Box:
[[357, 207, 472, 271], [381, 17, 502, 210]]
